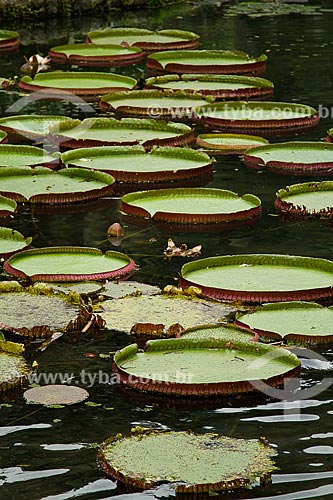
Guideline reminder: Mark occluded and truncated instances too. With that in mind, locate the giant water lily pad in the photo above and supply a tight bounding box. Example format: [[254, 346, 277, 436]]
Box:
[[18, 72, 137, 99], [0, 166, 114, 206], [0, 228, 31, 258], [181, 323, 254, 343], [48, 43, 143, 66], [4, 247, 136, 282], [113, 337, 300, 396], [87, 28, 200, 51], [225, 2, 321, 18], [199, 101, 319, 134], [0, 115, 72, 143], [0, 144, 56, 168], [24, 385, 89, 405], [121, 187, 261, 229], [98, 429, 276, 493], [0, 195, 17, 219], [180, 254, 333, 303], [0, 30, 20, 51], [145, 74, 274, 100], [100, 90, 211, 120], [0, 338, 31, 393], [49, 117, 194, 150], [235, 302, 333, 346], [61, 146, 213, 185], [0, 130, 7, 144], [275, 181, 333, 219], [147, 50, 267, 75], [244, 142, 333, 175], [196, 133, 269, 155]]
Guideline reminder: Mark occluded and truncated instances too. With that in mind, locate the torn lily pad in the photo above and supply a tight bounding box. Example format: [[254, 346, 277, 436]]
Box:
[[0, 338, 32, 393]]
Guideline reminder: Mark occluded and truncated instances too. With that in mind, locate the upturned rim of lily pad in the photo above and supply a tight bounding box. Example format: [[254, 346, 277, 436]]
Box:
[[146, 50, 267, 75], [0, 338, 31, 393], [113, 337, 300, 397], [244, 141, 333, 175], [179, 254, 333, 303], [145, 73, 274, 99], [0, 195, 17, 219], [275, 181, 333, 218], [87, 28, 200, 51], [49, 117, 194, 150], [326, 128, 333, 142], [0, 30, 20, 51], [48, 43, 143, 66], [98, 428, 277, 493], [196, 133, 269, 155], [0, 144, 57, 168], [0, 130, 8, 144], [0, 115, 73, 143], [0, 227, 32, 259], [4, 246, 136, 282]]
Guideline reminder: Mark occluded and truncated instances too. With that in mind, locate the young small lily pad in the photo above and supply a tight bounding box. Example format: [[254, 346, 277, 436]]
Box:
[[24, 384, 89, 405]]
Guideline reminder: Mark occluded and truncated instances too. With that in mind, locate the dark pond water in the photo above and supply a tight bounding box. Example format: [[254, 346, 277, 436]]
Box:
[[1, 1, 333, 499]]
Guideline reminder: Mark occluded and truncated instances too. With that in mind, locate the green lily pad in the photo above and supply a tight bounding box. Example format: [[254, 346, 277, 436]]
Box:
[[196, 133, 269, 155], [147, 50, 267, 75], [121, 187, 261, 228], [0, 144, 56, 167], [49, 117, 194, 150], [275, 181, 333, 218], [225, 2, 321, 18], [98, 429, 276, 493], [24, 385, 89, 405], [0, 227, 31, 258], [0, 30, 20, 51], [48, 43, 143, 66], [18, 72, 137, 99], [199, 101, 319, 134], [180, 254, 333, 303], [87, 28, 199, 51], [0, 166, 114, 206], [4, 246, 136, 282], [100, 280, 160, 299], [0, 130, 7, 144], [0, 115, 72, 143], [0, 195, 17, 219], [181, 323, 255, 343], [145, 74, 274, 100], [113, 337, 300, 396], [244, 142, 333, 175], [100, 90, 211, 119], [0, 338, 31, 393], [46, 281, 104, 296], [236, 301, 333, 346], [61, 146, 213, 185]]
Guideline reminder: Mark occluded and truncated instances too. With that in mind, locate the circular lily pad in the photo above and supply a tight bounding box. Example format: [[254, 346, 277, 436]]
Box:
[[24, 384, 89, 405], [0, 166, 114, 206], [98, 429, 276, 493], [61, 146, 213, 185], [113, 337, 300, 396], [275, 181, 333, 218], [18, 72, 137, 99], [179, 254, 333, 303], [4, 246, 136, 282], [100, 90, 211, 120], [49, 117, 194, 150], [0, 130, 7, 144], [121, 187, 261, 229], [0, 227, 32, 259], [87, 28, 200, 51], [0, 339, 31, 393], [0, 195, 17, 219], [181, 323, 255, 343], [147, 50, 267, 75], [0, 144, 56, 168], [0, 115, 72, 143], [244, 142, 333, 175], [145, 74, 274, 100], [196, 133, 269, 155], [235, 302, 333, 346], [199, 101, 319, 135], [0, 30, 20, 51], [48, 43, 143, 66]]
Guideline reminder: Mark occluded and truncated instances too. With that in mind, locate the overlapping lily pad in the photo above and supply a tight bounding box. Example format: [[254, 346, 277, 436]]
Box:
[[0, 115, 72, 143], [235, 302, 333, 346], [0, 338, 31, 393], [275, 181, 333, 218], [113, 337, 300, 396], [98, 429, 276, 493], [61, 146, 213, 186], [0, 195, 17, 219], [18, 72, 137, 99], [0, 228, 32, 259], [100, 90, 211, 120], [4, 247, 136, 282], [0, 167, 115, 206], [48, 43, 143, 66], [145, 74, 274, 100], [87, 28, 200, 51], [0, 130, 7, 144], [0, 30, 20, 52], [0, 144, 56, 168], [147, 50, 267, 75], [199, 101, 319, 134], [121, 187, 261, 229], [49, 117, 194, 150], [196, 133, 269, 155], [179, 254, 333, 303], [244, 142, 333, 175]]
